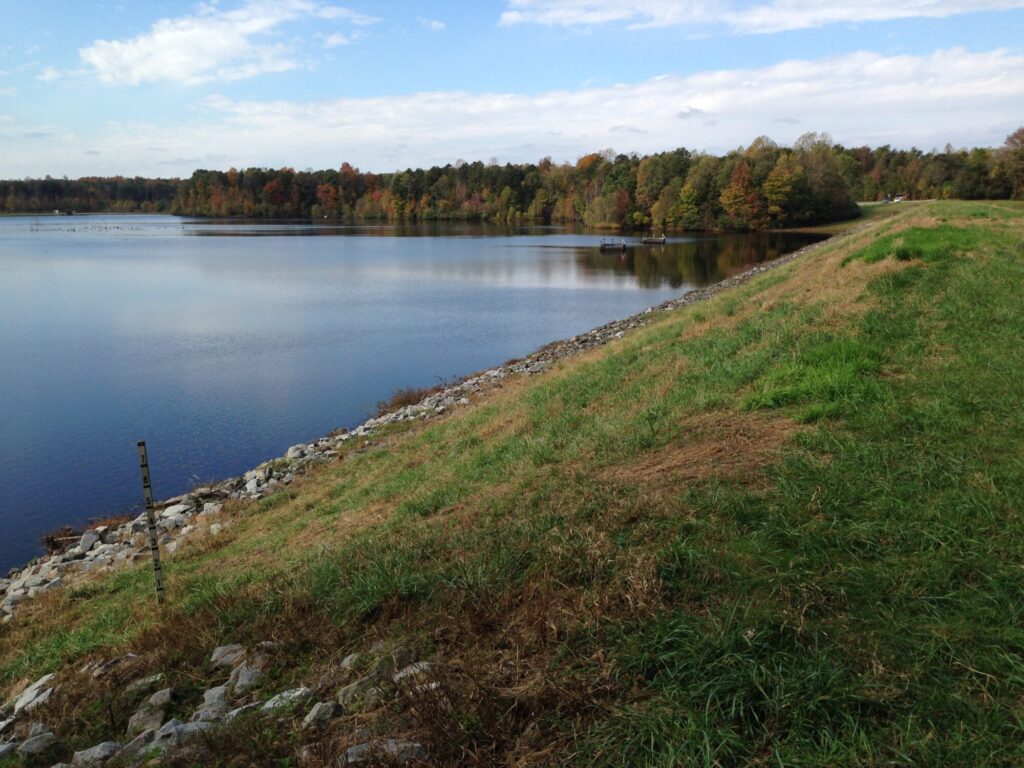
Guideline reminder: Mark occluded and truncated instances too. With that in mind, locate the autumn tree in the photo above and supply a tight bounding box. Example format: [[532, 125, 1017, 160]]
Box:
[[1001, 127, 1024, 199]]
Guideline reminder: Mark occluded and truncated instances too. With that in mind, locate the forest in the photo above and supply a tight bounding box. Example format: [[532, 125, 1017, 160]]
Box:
[[3, 129, 1023, 231]]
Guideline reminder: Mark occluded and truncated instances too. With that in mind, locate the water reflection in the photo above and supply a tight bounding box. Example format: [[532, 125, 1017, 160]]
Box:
[[574, 232, 826, 289]]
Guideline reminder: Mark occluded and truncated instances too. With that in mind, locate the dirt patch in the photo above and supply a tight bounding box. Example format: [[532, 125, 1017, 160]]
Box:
[[602, 412, 801, 490]]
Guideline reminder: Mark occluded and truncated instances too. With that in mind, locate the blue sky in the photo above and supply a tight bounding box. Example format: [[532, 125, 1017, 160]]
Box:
[[2, 0, 1023, 177]]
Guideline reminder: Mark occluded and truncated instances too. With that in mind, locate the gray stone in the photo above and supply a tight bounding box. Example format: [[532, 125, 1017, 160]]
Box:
[[118, 729, 156, 762], [286, 444, 307, 459], [191, 685, 227, 722], [260, 687, 314, 715], [201, 502, 222, 516], [301, 701, 341, 730], [0, 718, 13, 736], [337, 676, 381, 708], [79, 531, 101, 553], [0, 742, 19, 759], [209, 523, 222, 536], [126, 687, 172, 736], [344, 739, 426, 765], [12, 672, 55, 716], [210, 643, 246, 668], [228, 663, 263, 697], [147, 687, 173, 708], [161, 503, 191, 518], [27, 722, 50, 737], [17, 731, 58, 758], [392, 662, 432, 684], [125, 673, 165, 695], [339, 652, 361, 671], [126, 706, 164, 737], [151, 718, 212, 751], [72, 741, 122, 766], [223, 702, 262, 722], [244, 478, 260, 494]]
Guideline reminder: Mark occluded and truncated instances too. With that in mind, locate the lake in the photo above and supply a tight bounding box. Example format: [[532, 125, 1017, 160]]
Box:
[[0, 215, 825, 571]]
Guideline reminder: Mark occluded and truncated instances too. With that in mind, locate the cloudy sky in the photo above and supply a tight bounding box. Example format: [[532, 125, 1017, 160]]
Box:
[[2, 0, 1023, 177]]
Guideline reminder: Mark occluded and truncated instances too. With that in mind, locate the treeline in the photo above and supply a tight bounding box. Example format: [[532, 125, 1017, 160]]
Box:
[[0, 176, 178, 214], [3, 129, 1023, 230]]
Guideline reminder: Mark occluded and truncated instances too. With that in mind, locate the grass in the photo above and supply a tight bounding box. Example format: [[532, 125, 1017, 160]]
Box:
[[2, 200, 1023, 766]]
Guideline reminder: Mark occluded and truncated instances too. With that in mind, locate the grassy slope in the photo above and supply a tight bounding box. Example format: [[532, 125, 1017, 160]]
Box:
[[2, 201, 1023, 766]]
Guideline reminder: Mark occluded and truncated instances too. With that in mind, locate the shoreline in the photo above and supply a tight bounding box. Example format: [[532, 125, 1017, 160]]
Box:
[[0, 231, 840, 620]]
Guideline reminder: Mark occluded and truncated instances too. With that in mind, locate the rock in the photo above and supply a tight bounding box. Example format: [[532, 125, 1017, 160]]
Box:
[[191, 685, 227, 722], [210, 643, 246, 668], [27, 722, 50, 737], [72, 741, 122, 766], [339, 652, 361, 671], [12, 672, 55, 716], [223, 702, 262, 722], [126, 706, 164, 738], [0, 742, 19, 759], [344, 739, 426, 765], [337, 676, 380, 708], [79, 531, 101, 553], [261, 687, 315, 715], [392, 662, 431, 684], [16, 731, 58, 758], [0, 718, 13, 736], [151, 718, 212, 751], [245, 478, 260, 494], [228, 663, 263, 697], [126, 688, 172, 737], [201, 502, 222, 516], [160, 503, 191, 518], [301, 701, 341, 730], [125, 673, 165, 696], [286, 444, 307, 459], [209, 523, 222, 537], [147, 687, 173, 709], [119, 729, 156, 762]]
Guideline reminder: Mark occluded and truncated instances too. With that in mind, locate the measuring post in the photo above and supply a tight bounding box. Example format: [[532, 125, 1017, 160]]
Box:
[[136, 441, 165, 605]]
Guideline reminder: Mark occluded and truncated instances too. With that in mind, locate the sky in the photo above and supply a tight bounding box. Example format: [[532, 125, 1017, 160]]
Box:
[[1, 0, 1023, 178]]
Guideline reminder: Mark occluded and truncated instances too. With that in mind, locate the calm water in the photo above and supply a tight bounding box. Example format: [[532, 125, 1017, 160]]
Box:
[[0, 215, 824, 571]]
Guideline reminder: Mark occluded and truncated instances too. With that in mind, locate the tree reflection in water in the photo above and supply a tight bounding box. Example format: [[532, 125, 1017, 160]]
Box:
[[574, 232, 826, 289]]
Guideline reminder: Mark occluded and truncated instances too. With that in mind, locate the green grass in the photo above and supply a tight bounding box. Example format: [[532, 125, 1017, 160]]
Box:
[[2, 201, 1022, 766]]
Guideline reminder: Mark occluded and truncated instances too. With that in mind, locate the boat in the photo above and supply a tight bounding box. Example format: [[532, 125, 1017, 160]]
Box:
[[599, 238, 628, 252], [641, 235, 666, 244]]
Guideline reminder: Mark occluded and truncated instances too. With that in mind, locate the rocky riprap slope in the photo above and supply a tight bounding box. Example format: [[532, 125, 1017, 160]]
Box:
[[0, 640, 432, 766], [1, 236, 831, 625]]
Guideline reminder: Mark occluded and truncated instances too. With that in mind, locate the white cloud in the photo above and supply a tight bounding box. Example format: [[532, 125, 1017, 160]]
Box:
[[10, 47, 1024, 177], [418, 17, 446, 31], [36, 66, 61, 82], [323, 33, 352, 47], [79, 1, 381, 85], [499, 0, 1024, 33]]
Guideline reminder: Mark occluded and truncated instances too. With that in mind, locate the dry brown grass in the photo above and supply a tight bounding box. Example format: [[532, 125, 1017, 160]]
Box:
[[601, 411, 801, 491]]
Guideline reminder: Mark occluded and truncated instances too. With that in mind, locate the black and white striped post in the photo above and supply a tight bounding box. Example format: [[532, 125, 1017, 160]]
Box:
[[136, 441, 166, 605]]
